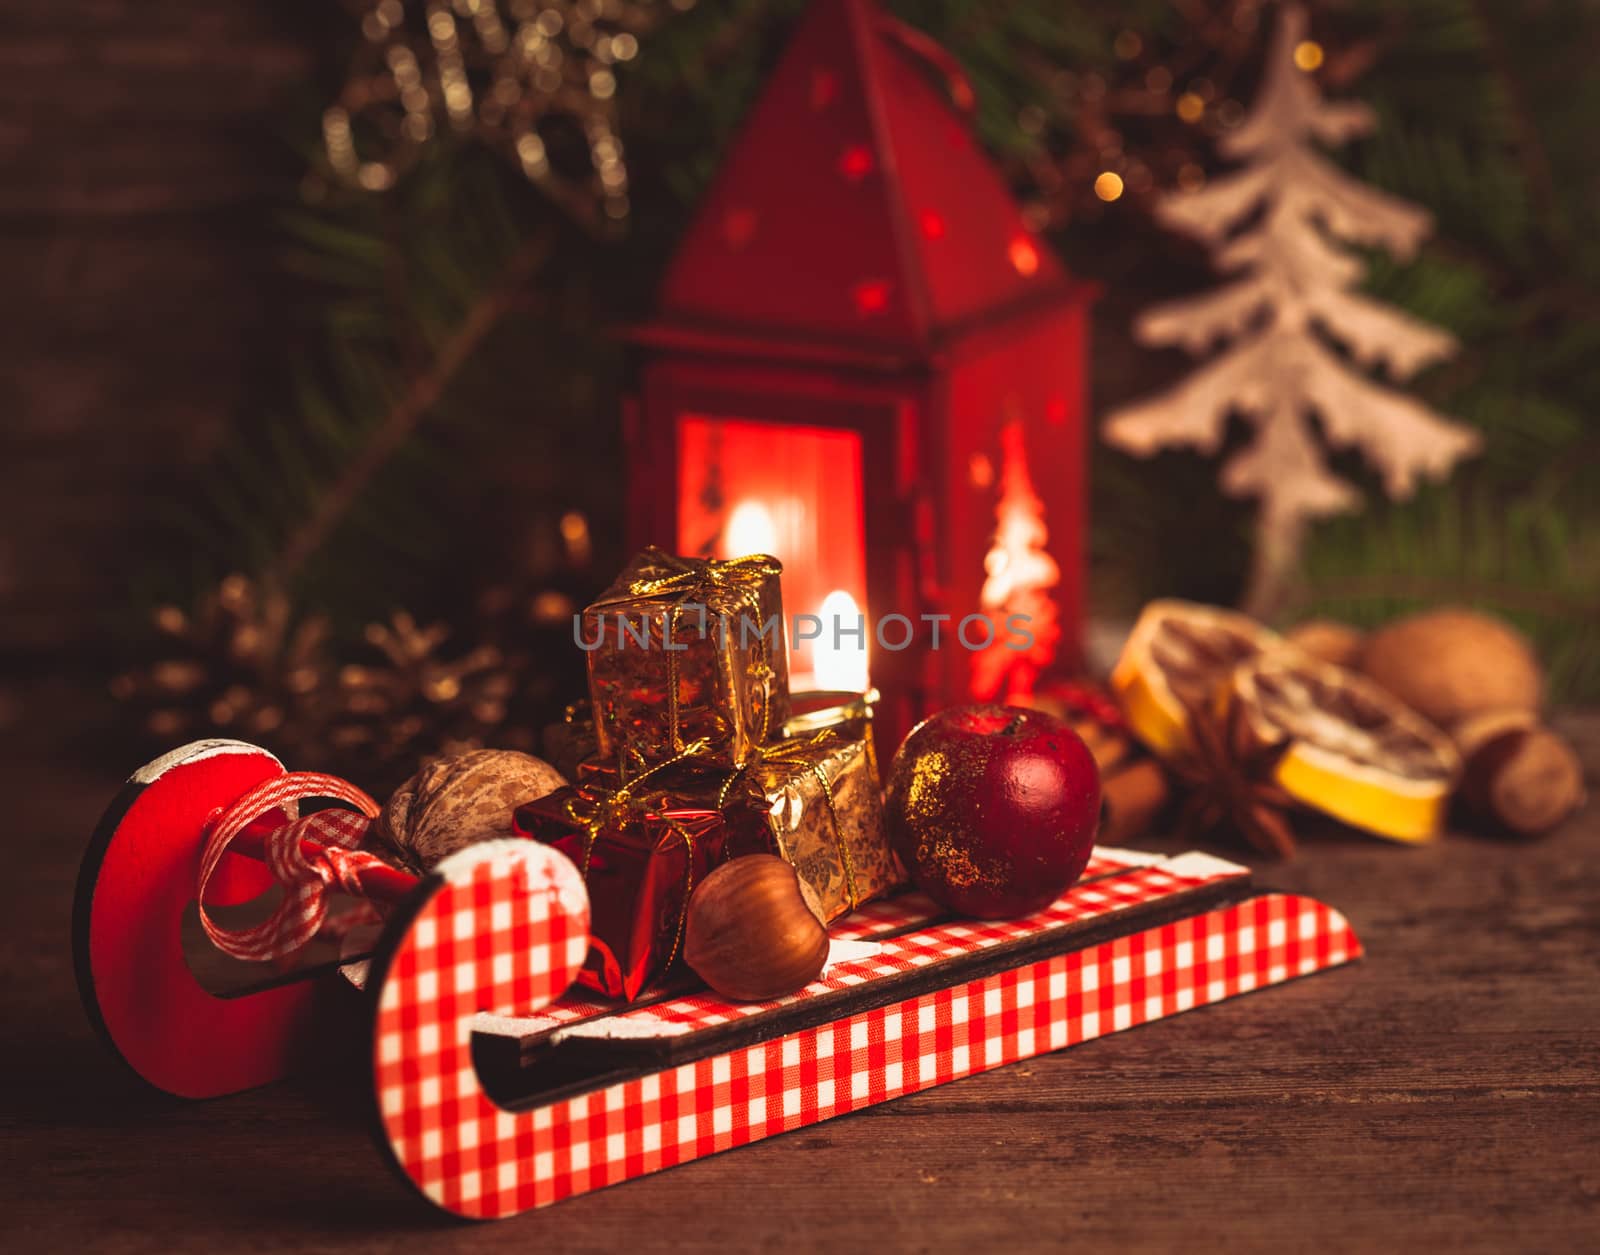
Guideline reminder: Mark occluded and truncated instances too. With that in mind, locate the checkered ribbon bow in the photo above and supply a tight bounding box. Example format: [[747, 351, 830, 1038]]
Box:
[[198, 772, 386, 963]]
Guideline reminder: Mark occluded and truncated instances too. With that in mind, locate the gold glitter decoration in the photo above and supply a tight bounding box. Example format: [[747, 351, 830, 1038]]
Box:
[[931, 839, 982, 889], [924, 836, 1012, 895], [903, 748, 949, 820], [326, 0, 685, 228]]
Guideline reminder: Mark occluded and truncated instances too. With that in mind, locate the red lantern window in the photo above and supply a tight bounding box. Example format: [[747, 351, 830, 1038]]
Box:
[[675, 415, 869, 690]]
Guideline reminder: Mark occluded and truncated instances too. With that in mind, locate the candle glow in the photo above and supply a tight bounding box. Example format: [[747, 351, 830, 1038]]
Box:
[[812, 589, 870, 693], [724, 499, 779, 559]]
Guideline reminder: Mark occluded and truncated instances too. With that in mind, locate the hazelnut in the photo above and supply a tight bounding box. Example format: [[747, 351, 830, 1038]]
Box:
[[684, 855, 830, 1002], [1454, 710, 1585, 838]]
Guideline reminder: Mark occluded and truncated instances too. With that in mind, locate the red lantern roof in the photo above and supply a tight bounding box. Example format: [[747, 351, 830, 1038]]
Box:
[[654, 0, 1078, 356]]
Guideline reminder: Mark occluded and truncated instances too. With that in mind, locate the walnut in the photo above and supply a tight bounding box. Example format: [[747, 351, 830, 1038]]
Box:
[[377, 749, 567, 874]]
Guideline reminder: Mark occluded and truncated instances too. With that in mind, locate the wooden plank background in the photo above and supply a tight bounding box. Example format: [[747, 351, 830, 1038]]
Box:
[[0, 2, 318, 655]]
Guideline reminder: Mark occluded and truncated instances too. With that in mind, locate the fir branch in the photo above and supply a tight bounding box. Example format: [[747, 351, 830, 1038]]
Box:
[[269, 227, 555, 588], [1467, 0, 1571, 256]]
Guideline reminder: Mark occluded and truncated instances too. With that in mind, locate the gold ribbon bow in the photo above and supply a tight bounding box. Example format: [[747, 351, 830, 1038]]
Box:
[[610, 547, 782, 604], [558, 735, 714, 868]]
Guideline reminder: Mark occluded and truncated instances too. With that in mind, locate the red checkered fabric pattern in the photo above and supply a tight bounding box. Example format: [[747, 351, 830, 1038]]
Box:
[[528, 852, 1246, 1037], [371, 842, 1360, 1220], [498, 848, 1178, 1033], [824, 849, 1136, 941]]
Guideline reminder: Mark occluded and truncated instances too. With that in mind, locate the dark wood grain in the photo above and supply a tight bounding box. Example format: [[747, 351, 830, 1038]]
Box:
[[0, 1, 319, 654], [2, 711, 1596, 1253]]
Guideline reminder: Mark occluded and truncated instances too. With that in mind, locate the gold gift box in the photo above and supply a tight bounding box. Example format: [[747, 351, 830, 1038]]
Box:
[[732, 731, 902, 922], [583, 548, 791, 770]]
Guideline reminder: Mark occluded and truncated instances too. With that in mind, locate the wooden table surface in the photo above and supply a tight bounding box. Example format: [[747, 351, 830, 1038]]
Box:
[[3, 711, 1596, 1253]]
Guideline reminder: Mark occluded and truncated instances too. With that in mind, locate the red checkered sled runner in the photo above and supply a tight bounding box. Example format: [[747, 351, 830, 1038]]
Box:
[[370, 842, 1361, 1219]]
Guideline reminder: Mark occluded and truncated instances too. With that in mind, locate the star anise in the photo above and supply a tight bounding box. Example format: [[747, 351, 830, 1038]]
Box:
[[1169, 688, 1299, 859]]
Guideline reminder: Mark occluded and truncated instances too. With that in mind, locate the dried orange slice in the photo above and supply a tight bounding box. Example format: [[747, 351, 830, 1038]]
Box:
[[1110, 600, 1282, 759], [1231, 651, 1461, 843]]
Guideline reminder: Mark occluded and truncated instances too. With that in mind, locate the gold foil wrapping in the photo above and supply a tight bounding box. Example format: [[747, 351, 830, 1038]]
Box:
[[583, 548, 791, 770], [734, 733, 901, 922]]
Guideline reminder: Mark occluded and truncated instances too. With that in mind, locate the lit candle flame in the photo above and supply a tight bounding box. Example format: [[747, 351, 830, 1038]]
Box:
[[812, 589, 870, 693], [723, 499, 778, 558]]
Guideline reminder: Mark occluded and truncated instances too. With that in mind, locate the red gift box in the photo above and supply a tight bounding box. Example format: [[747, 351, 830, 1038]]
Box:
[[514, 783, 766, 1001]]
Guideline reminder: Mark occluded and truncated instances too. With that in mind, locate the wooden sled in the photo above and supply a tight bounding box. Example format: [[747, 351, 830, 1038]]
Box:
[[75, 739, 1362, 1220]]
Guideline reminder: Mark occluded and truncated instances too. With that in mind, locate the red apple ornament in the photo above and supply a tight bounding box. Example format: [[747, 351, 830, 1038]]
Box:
[[885, 705, 1101, 919]]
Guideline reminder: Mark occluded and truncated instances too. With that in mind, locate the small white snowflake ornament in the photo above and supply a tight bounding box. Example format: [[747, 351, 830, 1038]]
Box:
[[1103, 1, 1480, 615]]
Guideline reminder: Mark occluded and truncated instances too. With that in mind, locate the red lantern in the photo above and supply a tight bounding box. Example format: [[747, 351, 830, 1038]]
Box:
[[624, 0, 1095, 755]]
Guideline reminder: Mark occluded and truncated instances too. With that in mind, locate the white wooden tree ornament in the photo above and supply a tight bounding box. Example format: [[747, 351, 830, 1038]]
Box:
[[1103, 1, 1480, 616]]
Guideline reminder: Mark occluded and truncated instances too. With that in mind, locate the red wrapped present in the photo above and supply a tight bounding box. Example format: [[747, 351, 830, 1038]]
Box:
[[514, 780, 767, 1001]]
